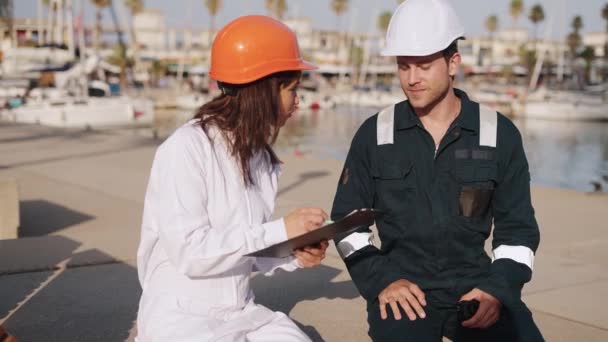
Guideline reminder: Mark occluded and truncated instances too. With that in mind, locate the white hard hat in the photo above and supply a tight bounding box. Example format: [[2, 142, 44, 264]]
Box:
[[381, 0, 465, 57]]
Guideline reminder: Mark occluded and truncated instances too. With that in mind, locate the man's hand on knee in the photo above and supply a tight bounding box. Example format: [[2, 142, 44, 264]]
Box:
[[459, 288, 502, 329], [378, 279, 427, 321]]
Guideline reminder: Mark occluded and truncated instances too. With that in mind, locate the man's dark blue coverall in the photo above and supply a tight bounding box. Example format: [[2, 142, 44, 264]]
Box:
[[331, 89, 543, 341]]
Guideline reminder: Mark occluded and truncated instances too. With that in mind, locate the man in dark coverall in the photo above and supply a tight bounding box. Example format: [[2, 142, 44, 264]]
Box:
[[331, 0, 543, 341]]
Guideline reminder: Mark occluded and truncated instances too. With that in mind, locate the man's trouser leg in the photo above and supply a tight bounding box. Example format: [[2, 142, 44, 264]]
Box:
[[444, 307, 519, 342], [366, 301, 445, 342]]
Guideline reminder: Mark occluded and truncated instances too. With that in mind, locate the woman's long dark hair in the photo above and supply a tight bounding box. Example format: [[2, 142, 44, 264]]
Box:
[[194, 70, 301, 186]]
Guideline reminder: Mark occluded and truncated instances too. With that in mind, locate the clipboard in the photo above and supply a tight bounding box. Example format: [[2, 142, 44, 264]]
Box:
[[246, 208, 383, 258]]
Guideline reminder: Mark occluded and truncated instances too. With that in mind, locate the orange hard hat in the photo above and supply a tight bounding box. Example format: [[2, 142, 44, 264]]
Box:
[[209, 15, 317, 85]]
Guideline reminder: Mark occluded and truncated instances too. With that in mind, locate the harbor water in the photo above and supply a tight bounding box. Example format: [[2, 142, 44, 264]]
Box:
[[159, 105, 608, 193]]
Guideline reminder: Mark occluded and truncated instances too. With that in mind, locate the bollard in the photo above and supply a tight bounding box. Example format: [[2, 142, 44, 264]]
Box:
[[0, 178, 19, 240]]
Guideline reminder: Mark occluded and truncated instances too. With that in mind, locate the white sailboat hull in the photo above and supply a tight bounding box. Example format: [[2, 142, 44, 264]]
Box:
[[6, 97, 155, 128], [514, 100, 608, 121]]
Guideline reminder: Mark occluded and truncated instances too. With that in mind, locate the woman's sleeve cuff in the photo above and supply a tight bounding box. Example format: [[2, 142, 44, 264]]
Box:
[[262, 218, 288, 247]]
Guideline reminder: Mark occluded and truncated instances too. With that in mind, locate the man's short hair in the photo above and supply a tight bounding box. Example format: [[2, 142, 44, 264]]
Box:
[[442, 40, 459, 60]]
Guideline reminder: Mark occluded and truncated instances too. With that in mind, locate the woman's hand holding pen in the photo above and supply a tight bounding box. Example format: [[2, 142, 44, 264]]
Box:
[[284, 208, 328, 238], [284, 208, 330, 267]]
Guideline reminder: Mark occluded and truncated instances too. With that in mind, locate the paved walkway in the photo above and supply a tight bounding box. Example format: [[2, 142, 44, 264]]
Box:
[[1, 122, 607, 341]]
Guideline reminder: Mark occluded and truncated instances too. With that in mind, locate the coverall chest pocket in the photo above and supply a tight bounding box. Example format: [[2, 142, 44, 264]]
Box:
[[451, 163, 497, 219], [373, 163, 416, 220]]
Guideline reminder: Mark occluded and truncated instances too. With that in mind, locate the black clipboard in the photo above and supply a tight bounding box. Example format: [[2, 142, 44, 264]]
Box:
[[246, 208, 383, 258]]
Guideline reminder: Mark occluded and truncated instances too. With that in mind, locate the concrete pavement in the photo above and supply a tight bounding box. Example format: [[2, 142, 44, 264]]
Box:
[[1, 122, 607, 341]]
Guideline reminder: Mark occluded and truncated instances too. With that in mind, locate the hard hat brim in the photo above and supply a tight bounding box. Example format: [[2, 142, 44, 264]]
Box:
[[293, 60, 319, 72], [381, 35, 466, 57], [211, 59, 318, 85]]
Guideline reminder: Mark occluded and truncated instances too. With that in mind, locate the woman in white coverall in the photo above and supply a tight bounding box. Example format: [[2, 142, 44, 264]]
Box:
[[136, 15, 330, 342]]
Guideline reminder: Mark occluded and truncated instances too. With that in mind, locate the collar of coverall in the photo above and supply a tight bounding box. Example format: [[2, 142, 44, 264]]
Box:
[[395, 88, 479, 133]]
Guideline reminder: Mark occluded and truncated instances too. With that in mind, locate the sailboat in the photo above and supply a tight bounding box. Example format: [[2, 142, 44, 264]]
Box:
[[4, 0, 155, 128], [513, 1, 608, 121], [513, 87, 608, 121]]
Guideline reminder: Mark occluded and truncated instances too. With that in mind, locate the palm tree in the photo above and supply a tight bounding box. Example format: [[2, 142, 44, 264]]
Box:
[[518, 45, 537, 83], [124, 0, 143, 74], [367, 10, 393, 86], [205, 0, 221, 46], [572, 15, 583, 32], [124, 0, 142, 47], [567, 31, 582, 57], [265, 0, 287, 20], [124, 0, 143, 16], [528, 4, 544, 41], [124, 0, 143, 47], [579, 46, 595, 82], [150, 59, 166, 86], [377, 11, 392, 34], [91, 0, 111, 52], [330, 0, 348, 32], [330, 0, 348, 71], [41, 0, 57, 44], [510, 0, 524, 27], [567, 15, 584, 81], [485, 15, 498, 38], [485, 15, 498, 70], [0, 0, 14, 43], [603, 3, 608, 33], [601, 3, 608, 77]]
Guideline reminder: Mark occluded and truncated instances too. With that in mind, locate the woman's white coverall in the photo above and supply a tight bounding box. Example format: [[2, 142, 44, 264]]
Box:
[[136, 121, 312, 342]]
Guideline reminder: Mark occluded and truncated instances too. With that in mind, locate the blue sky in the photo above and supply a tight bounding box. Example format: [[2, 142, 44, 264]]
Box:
[[14, 0, 608, 39]]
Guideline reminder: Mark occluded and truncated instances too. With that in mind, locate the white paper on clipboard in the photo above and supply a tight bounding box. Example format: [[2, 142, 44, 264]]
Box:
[[245, 208, 383, 258]]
